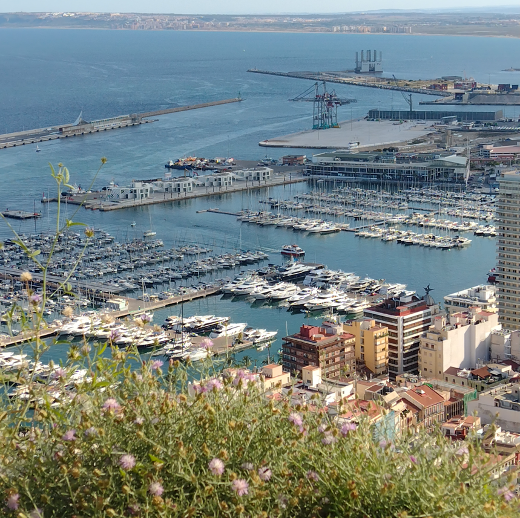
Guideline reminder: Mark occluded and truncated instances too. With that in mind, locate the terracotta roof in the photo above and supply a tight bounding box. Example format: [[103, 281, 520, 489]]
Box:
[[444, 366, 468, 377], [402, 385, 444, 407], [471, 367, 491, 379]]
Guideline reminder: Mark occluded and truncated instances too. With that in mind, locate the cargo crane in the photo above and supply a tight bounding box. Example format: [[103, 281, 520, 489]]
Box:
[[392, 75, 413, 119], [289, 81, 356, 130]]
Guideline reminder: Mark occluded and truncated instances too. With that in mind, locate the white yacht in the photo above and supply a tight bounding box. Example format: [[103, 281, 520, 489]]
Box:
[[210, 322, 247, 339]]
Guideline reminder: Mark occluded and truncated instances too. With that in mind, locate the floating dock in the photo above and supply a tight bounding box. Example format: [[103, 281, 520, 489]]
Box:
[[1, 210, 41, 220]]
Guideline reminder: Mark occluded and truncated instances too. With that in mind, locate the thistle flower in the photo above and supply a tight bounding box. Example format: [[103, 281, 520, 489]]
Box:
[[62, 306, 74, 318], [410, 455, 418, 464], [119, 454, 136, 470], [53, 367, 66, 380], [148, 482, 164, 497], [321, 434, 336, 446], [62, 429, 76, 442], [241, 462, 254, 471], [288, 413, 303, 427], [258, 466, 272, 481], [150, 360, 164, 371], [498, 487, 515, 501], [232, 479, 249, 497], [5, 493, 20, 511], [29, 293, 42, 305], [340, 422, 357, 436], [109, 329, 121, 341], [306, 470, 319, 482], [456, 446, 469, 456], [20, 271, 32, 282], [127, 503, 140, 516], [209, 458, 225, 476], [200, 338, 214, 350], [84, 427, 98, 437], [29, 509, 43, 518], [84, 227, 95, 238], [134, 417, 144, 425], [102, 398, 121, 412], [206, 378, 223, 391], [139, 313, 152, 324]]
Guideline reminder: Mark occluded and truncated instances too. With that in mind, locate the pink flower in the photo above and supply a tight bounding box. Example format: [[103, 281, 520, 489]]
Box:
[[209, 458, 225, 476], [318, 424, 327, 433], [306, 470, 319, 482], [62, 429, 76, 442], [84, 427, 97, 437], [498, 487, 516, 501], [456, 446, 469, 456], [200, 338, 214, 350], [206, 378, 223, 390], [340, 422, 357, 436], [410, 455, 418, 464], [150, 360, 163, 370], [288, 413, 303, 427], [321, 434, 336, 446], [53, 367, 66, 380], [258, 466, 272, 481], [6, 494, 19, 510], [127, 503, 140, 515], [29, 508, 43, 518], [102, 398, 121, 412], [119, 454, 136, 470], [241, 462, 254, 471], [134, 417, 144, 425], [109, 329, 121, 341], [232, 478, 249, 497], [139, 313, 152, 324], [148, 482, 163, 497], [29, 294, 42, 305]]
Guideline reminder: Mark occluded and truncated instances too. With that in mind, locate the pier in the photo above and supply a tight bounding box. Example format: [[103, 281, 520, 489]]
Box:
[[0, 286, 222, 348], [247, 69, 451, 97], [45, 172, 307, 212], [1, 210, 41, 220], [0, 98, 243, 150]]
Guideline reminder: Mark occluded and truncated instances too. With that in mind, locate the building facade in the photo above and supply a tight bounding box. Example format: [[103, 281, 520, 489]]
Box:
[[418, 308, 500, 379], [444, 285, 497, 315], [342, 318, 388, 376], [282, 324, 355, 379], [497, 171, 520, 329], [364, 294, 437, 380]]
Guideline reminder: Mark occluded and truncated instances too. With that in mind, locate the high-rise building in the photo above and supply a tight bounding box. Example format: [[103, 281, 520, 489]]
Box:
[[342, 318, 388, 376], [497, 172, 520, 329], [364, 293, 438, 380]]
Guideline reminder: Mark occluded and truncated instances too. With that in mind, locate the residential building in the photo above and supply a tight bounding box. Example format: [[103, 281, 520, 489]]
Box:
[[443, 285, 497, 314], [491, 329, 520, 361], [281, 155, 306, 165], [418, 308, 500, 379], [232, 167, 272, 182], [282, 323, 355, 379], [260, 364, 291, 391], [480, 143, 520, 160], [497, 171, 520, 329], [467, 383, 520, 432], [398, 384, 445, 431], [441, 416, 481, 440], [342, 318, 388, 376], [364, 293, 438, 380], [443, 363, 512, 392]]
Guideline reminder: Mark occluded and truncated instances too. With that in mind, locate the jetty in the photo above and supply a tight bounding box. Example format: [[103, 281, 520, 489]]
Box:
[[45, 172, 307, 212], [247, 69, 451, 97], [1, 210, 41, 220], [0, 286, 222, 348], [0, 98, 243, 150]]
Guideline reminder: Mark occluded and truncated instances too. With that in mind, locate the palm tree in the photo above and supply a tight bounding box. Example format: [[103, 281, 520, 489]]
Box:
[[241, 355, 253, 369]]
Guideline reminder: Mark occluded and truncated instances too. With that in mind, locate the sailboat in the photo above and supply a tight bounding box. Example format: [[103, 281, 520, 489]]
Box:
[[130, 221, 136, 227], [143, 212, 156, 238], [35, 145, 41, 153]]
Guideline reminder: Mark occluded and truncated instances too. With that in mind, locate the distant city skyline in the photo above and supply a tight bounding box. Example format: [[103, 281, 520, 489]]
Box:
[[4, 1, 520, 15]]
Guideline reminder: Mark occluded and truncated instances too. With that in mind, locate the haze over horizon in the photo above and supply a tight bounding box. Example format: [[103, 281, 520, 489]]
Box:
[[3, 1, 520, 15]]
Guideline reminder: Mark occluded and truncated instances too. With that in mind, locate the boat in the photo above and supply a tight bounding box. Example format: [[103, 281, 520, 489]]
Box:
[[130, 221, 136, 227], [281, 244, 305, 257], [35, 145, 41, 153], [209, 322, 247, 339]]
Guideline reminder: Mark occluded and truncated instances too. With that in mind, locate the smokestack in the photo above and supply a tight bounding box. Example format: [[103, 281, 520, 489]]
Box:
[[356, 51, 359, 68], [367, 50, 371, 62], [361, 50, 364, 62], [374, 50, 377, 62]]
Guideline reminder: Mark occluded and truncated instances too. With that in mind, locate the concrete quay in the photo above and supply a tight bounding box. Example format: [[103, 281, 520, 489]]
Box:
[[259, 119, 436, 150], [53, 172, 307, 212]]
